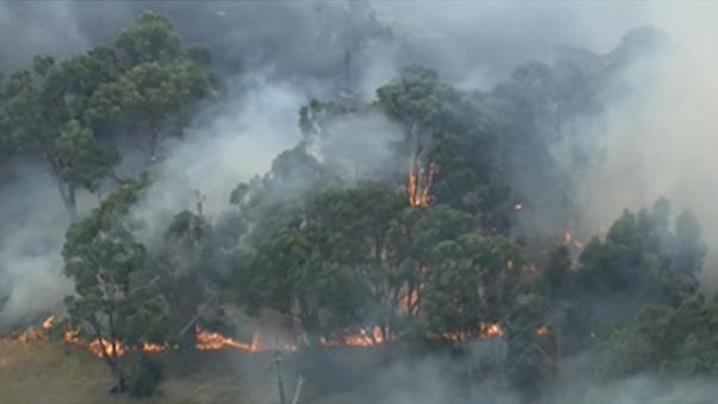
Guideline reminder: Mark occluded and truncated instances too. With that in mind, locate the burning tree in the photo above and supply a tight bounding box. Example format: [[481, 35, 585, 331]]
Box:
[[234, 177, 525, 348], [408, 157, 437, 208], [234, 184, 395, 348], [62, 177, 169, 395], [422, 232, 524, 342]]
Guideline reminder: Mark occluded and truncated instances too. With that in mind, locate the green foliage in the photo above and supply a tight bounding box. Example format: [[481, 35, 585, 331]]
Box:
[[235, 183, 394, 339], [152, 207, 228, 347], [113, 12, 182, 66], [88, 60, 212, 129], [505, 293, 552, 401], [541, 245, 572, 300], [577, 199, 704, 307], [298, 66, 515, 233], [54, 120, 119, 192], [0, 16, 703, 401], [127, 355, 164, 398], [422, 233, 524, 337], [0, 11, 214, 221], [376, 66, 458, 130], [597, 293, 718, 379], [62, 178, 168, 394]]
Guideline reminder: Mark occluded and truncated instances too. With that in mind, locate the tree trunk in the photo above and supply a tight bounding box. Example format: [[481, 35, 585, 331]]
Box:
[[48, 161, 78, 223], [274, 353, 287, 404], [106, 355, 128, 394], [92, 330, 127, 394], [148, 125, 161, 165]]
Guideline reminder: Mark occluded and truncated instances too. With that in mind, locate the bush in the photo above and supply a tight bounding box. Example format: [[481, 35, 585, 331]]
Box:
[[128, 355, 164, 398]]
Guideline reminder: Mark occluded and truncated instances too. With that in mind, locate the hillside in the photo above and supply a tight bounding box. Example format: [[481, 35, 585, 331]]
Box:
[[0, 339, 275, 404], [2, 3, 718, 404], [1, 337, 415, 404]]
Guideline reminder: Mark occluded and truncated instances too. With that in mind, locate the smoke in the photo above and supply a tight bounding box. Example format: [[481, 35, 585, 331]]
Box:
[[0, 2, 92, 70], [0, 163, 74, 328], [0, 5, 716, 400], [573, 376, 718, 404], [301, 346, 717, 404], [371, 1, 648, 90], [130, 73, 309, 240], [569, 3, 718, 288]]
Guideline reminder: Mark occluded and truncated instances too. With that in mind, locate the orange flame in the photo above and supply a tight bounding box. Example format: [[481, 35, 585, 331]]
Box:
[[408, 161, 437, 208], [196, 327, 258, 352], [321, 325, 391, 348], [7, 315, 555, 360], [482, 323, 504, 338], [195, 327, 297, 353], [537, 325, 551, 336], [88, 339, 128, 358], [1, 316, 57, 344], [42, 315, 55, 330], [437, 323, 505, 343], [60, 327, 167, 359]]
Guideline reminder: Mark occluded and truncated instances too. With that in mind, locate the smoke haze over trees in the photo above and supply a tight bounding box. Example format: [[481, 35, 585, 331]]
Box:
[[1, 1, 718, 403]]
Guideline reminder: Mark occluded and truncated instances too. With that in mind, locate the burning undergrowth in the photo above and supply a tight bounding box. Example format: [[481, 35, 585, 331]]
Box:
[[1, 4, 716, 404], [0, 314, 517, 359]]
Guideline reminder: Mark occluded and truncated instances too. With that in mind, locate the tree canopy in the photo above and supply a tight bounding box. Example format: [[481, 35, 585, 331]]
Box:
[[0, 12, 215, 222], [0, 10, 707, 403]]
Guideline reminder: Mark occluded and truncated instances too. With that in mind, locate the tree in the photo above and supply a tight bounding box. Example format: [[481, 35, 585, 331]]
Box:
[[233, 182, 396, 346], [375, 67, 516, 228], [0, 57, 118, 221], [87, 12, 215, 164], [422, 232, 524, 341], [570, 199, 706, 344], [541, 245, 572, 301], [597, 293, 718, 379], [62, 177, 169, 394], [672, 210, 706, 276], [113, 12, 183, 67], [151, 204, 230, 348], [88, 60, 213, 163], [505, 293, 553, 404], [0, 12, 214, 222]]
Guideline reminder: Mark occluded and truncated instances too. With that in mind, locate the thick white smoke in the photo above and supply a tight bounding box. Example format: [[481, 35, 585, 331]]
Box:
[[573, 3, 718, 287], [0, 163, 73, 327]]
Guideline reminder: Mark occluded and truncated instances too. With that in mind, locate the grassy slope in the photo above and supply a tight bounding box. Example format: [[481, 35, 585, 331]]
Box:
[[0, 340, 276, 404], [0, 338, 397, 404]]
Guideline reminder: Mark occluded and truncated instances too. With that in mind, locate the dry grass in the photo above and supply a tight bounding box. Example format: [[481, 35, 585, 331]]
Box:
[[0, 340, 274, 404], [0, 338, 386, 404]]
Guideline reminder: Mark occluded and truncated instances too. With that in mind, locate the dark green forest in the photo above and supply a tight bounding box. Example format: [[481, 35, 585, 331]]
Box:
[[1, 6, 716, 404]]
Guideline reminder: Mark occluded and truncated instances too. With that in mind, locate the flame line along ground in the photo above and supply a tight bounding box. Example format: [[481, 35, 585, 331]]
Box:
[[3, 314, 562, 362]]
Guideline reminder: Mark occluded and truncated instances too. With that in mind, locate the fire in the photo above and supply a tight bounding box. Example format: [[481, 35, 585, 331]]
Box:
[[437, 323, 505, 343], [89, 339, 128, 358], [0, 316, 169, 359], [482, 323, 504, 338], [6, 316, 552, 360], [321, 326, 390, 348], [63, 329, 82, 345], [143, 342, 168, 353], [62, 328, 167, 358], [408, 160, 437, 208], [0, 316, 57, 344], [537, 325, 551, 336], [195, 327, 297, 353], [196, 327, 259, 352], [42, 315, 55, 330], [15, 328, 47, 344]]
